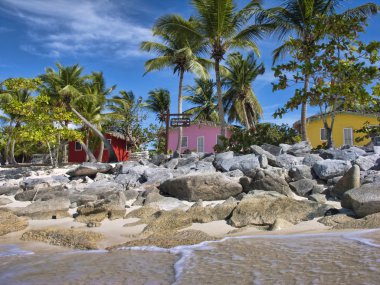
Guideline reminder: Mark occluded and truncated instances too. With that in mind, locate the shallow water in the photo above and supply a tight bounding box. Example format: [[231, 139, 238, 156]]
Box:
[[0, 230, 379, 285]]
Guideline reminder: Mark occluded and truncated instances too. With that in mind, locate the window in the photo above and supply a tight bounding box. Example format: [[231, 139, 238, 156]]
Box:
[[216, 135, 223, 145], [197, 136, 205, 152], [320, 128, 327, 141], [343, 128, 353, 146], [181, 136, 188, 148], [75, 141, 82, 151], [107, 138, 112, 144]]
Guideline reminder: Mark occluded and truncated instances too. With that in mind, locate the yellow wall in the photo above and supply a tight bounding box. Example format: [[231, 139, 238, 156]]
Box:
[[307, 113, 379, 148]]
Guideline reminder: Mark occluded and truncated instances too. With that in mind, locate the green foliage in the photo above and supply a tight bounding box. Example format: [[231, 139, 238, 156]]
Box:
[[355, 119, 380, 143], [214, 123, 300, 153]]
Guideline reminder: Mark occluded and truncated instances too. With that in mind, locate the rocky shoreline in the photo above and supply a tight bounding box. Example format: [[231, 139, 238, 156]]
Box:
[[1, 141, 380, 251]]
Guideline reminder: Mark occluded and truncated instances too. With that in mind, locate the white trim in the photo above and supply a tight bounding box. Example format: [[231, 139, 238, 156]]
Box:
[[343, 128, 353, 146], [75, 141, 82, 151], [197, 136, 205, 153], [320, 128, 327, 141], [181, 136, 188, 148]]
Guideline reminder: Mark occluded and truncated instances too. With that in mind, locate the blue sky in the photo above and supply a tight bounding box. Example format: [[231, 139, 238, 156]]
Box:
[[0, 0, 379, 127]]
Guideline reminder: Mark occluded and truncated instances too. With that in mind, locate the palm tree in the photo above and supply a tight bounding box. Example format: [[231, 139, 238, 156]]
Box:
[[223, 52, 264, 129], [259, 0, 379, 141], [141, 15, 211, 153], [40, 64, 118, 162], [184, 78, 218, 122], [155, 0, 272, 138]]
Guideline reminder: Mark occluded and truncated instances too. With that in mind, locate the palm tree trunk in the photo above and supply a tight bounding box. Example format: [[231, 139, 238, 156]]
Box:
[[301, 74, 310, 141], [215, 58, 225, 138], [78, 140, 97, 162], [242, 101, 250, 129], [97, 140, 104, 162], [10, 139, 17, 164], [71, 107, 118, 162], [176, 69, 185, 153], [5, 137, 11, 165]]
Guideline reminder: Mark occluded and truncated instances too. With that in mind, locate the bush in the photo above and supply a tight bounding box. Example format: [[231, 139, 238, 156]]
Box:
[[214, 123, 300, 153]]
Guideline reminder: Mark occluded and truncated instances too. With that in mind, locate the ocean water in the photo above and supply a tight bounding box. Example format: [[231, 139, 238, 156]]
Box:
[[0, 230, 379, 285]]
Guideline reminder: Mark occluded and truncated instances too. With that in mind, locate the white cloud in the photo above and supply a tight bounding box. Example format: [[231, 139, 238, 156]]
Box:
[[0, 0, 153, 59]]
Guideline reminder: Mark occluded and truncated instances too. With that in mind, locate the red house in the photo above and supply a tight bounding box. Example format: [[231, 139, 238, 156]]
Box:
[[68, 132, 129, 163]]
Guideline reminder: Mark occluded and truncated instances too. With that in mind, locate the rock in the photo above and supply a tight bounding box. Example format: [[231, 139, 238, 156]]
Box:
[[66, 162, 113, 177], [229, 155, 260, 175], [81, 181, 124, 198], [302, 154, 323, 167], [289, 179, 316, 197], [354, 156, 375, 171], [312, 159, 351, 180], [318, 214, 355, 227], [119, 161, 143, 174], [144, 194, 188, 211], [160, 173, 243, 202], [187, 198, 238, 223], [251, 174, 294, 197], [163, 158, 179, 169], [269, 218, 294, 231], [0, 197, 13, 206], [330, 212, 380, 229], [229, 195, 328, 227], [0, 209, 28, 236], [287, 141, 311, 156], [142, 168, 174, 184], [125, 189, 139, 201], [0, 185, 21, 196], [309, 193, 327, 203], [125, 205, 160, 220], [176, 156, 199, 168], [273, 154, 300, 169], [362, 170, 380, 185], [261, 143, 283, 156], [21, 228, 103, 250], [68, 194, 98, 206], [192, 161, 216, 173], [312, 184, 325, 194], [223, 169, 244, 178], [21, 175, 69, 191], [14, 189, 68, 202], [107, 230, 216, 249], [151, 153, 170, 166], [279, 143, 292, 153], [319, 148, 360, 161], [94, 172, 112, 182], [288, 165, 313, 181], [258, 154, 268, 169], [17, 198, 70, 219], [331, 165, 360, 198], [250, 145, 277, 165], [143, 209, 192, 234], [239, 176, 253, 193], [341, 183, 380, 218]]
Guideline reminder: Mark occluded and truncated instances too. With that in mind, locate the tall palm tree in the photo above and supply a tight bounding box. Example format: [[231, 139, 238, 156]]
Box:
[[155, 0, 272, 138], [223, 52, 264, 129], [141, 15, 211, 153], [184, 78, 218, 122], [144, 88, 171, 126], [40, 64, 118, 162], [259, 0, 379, 141]]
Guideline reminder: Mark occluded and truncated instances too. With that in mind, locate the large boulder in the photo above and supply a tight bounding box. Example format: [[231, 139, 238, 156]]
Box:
[[81, 181, 124, 198], [142, 168, 175, 184], [0, 184, 21, 196], [0, 209, 28, 236], [302, 154, 323, 167], [250, 145, 277, 165], [320, 148, 364, 161], [354, 154, 380, 171], [214, 153, 259, 173], [288, 165, 313, 181], [331, 165, 360, 198], [329, 212, 380, 229], [273, 154, 301, 169], [14, 188, 68, 202], [289, 179, 317, 197], [287, 141, 312, 156], [312, 159, 351, 180], [261, 143, 283, 156], [142, 209, 192, 234], [229, 194, 328, 227], [187, 198, 238, 223], [16, 197, 71, 219], [341, 183, 380, 218], [160, 173, 243, 201], [66, 162, 113, 177], [20, 175, 69, 191], [119, 161, 143, 174], [250, 171, 294, 197]]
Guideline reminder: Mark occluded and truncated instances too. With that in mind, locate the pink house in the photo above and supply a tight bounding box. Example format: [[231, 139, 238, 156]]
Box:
[[168, 121, 232, 153]]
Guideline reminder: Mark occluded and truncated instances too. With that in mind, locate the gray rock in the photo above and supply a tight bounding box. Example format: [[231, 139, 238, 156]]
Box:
[[341, 183, 380, 218], [17, 198, 70, 219], [261, 143, 282, 156], [93, 172, 112, 182], [223, 169, 244, 178], [288, 165, 313, 181], [320, 148, 361, 161], [0, 197, 13, 206], [191, 161, 216, 173], [145, 196, 188, 211], [67, 162, 113, 177], [68, 194, 98, 206], [160, 172, 243, 201], [331, 165, 360, 198], [312, 184, 326, 194], [0, 185, 21, 196], [309, 193, 327, 203], [354, 154, 380, 171], [124, 189, 139, 201], [279, 143, 292, 153], [251, 174, 294, 197], [21, 175, 69, 191], [163, 159, 179, 169], [302, 154, 323, 167], [119, 161, 143, 174], [229, 154, 260, 175], [239, 176, 253, 193], [143, 168, 175, 184], [287, 141, 312, 156], [81, 181, 124, 198], [150, 154, 170, 166], [312, 159, 352, 180], [274, 154, 300, 169], [258, 154, 268, 169], [250, 145, 277, 165], [289, 179, 316, 197], [176, 156, 199, 168], [115, 165, 147, 188], [15, 189, 68, 202], [270, 218, 294, 231], [213, 151, 234, 171], [362, 170, 380, 185]]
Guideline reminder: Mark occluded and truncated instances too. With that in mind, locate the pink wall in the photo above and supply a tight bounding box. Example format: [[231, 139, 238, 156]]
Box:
[[168, 124, 232, 153]]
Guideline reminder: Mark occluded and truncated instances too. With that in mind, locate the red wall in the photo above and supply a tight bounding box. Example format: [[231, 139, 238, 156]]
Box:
[[68, 134, 129, 163]]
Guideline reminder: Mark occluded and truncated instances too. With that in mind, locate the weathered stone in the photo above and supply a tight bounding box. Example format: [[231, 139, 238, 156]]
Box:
[[341, 183, 380, 218], [142, 168, 174, 184], [319, 148, 361, 161], [0, 209, 28, 236], [68, 194, 98, 206], [309, 193, 327, 203], [288, 165, 313, 181], [289, 179, 316, 197], [17, 197, 70, 219], [354, 156, 376, 171], [114, 171, 142, 188], [223, 169, 244, 178], [21, 175, 69, 191], [0, 197, 13, 206], [331, 165, 360, 198], [81, 181, 124, 198], [261, 143, 283, 156], [143, 209, 192, 234], [160, 173, 243, 201], [15, 189, 67, 202], [119, 161, 143, 174], [312, 184, 326, 194], [258, 154, 268, 169], [362, 170, 380, 185], [318, 214, 354, 227], [176, 156, 199, 168], [0, 185, 21, 196], [312, 159, 351, 180], [287, 141, 311, 156], [273, 154, 300, 169], [302, 154, 323, 167], [239, 176, 253, 193], [251, 174, 294, 197], [125, 205, 160, 220], [229, 195, 328, 227], [250, 145, 277, 164], [330, 212, 380, 229], [270, 218, 294, 231], [187, 198, 238, 223], [279, 143, 291, 153], [125, 189, 139, 201], [66, 162, 113, 177], [144, 193, 188, 211], [21, 228, 103, 250], [229, 155, 260, 175], [150, 153, 170, 166], [163, 158, 179, 169]]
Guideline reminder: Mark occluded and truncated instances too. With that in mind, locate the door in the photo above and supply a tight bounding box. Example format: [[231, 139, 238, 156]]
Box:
[[343, 128, 353, 146], [197, 136, 204, 153]]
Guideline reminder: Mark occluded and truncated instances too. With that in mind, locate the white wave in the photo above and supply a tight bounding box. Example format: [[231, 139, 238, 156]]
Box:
[[342, 229, 380, 248], [0, 245, 34, 257]]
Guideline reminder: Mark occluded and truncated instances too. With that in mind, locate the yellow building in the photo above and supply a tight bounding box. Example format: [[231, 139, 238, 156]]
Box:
[[294, 111, 380, 148]]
